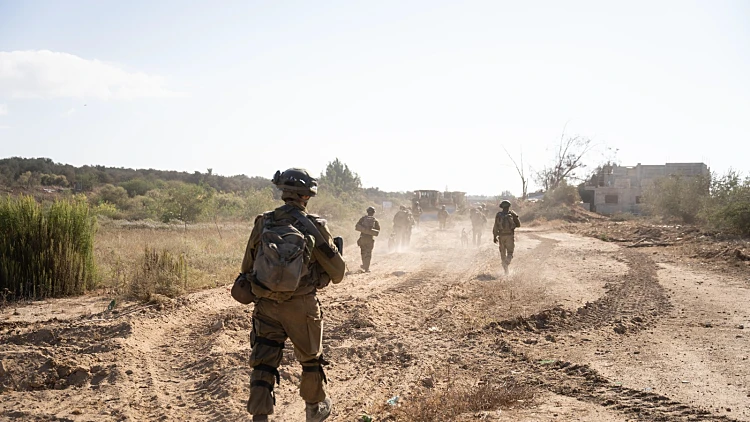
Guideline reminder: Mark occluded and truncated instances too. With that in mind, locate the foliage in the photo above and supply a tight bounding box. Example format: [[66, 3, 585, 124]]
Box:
[[120, 178, 159, 197], [40, 173, 69, 187], [128, 247, 188, 299], [642, 174, 710, 224], [0, 156, 273, 194], [159, 182, 214, 223], [707, 171, 750, 236], [319, 158, 362, 195], [94, 184, 130, 208], [0, 195, 97, 299], [544, 180, 580, 205], [92, 202, 123, 219]]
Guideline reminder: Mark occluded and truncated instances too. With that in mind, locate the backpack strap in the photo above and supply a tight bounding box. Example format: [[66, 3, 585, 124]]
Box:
[[282, 205, 338, 260]]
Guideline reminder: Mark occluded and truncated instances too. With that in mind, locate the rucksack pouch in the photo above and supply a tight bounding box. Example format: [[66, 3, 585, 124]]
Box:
[[252, 214, 309, 301]]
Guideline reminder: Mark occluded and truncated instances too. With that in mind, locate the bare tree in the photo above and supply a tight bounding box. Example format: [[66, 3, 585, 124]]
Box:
[[502, 146, 528, 200], [535, 124, 596, 191]]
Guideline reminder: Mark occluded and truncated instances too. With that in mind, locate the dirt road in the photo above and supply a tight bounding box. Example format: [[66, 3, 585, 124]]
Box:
[[2, 221, 749, 421]]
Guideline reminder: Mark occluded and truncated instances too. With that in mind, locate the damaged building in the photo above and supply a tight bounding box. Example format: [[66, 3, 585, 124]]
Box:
[[585, 163, 709, 215]]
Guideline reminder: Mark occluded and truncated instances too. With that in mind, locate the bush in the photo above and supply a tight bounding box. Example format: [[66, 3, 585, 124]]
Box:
[[708, 172, 750, 236], [643, 174, 710, 224], [128, 247, 188, 299], [0, 195, 97, 299], [544, 181, 580, 205], [242, 188, 277, 220]]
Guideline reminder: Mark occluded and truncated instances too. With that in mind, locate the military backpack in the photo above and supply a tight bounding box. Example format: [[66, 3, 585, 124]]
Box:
[[252, 211, 313, 301], [496, 212, 516, 235]]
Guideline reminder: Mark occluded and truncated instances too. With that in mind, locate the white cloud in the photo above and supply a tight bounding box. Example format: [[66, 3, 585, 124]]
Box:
[[0, 50, 183, 99], [0, 103, 7, 115], [62, 107, 76, 117], [0, 125, 9, 129]]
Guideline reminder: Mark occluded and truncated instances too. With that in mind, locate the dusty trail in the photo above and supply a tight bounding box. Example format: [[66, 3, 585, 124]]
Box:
[[1, 221, 748, 421]]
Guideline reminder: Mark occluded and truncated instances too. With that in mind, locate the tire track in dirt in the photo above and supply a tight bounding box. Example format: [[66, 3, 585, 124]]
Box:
[[478, 338, 737, 422], [489, 245, 671, 335], [461, 233, 730, 421]]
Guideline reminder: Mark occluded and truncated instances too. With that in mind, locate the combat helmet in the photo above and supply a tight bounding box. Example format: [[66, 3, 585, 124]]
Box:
[[272, 168, 318, 196], [367, 206, 375, 215], [499, 200, 511, 209]]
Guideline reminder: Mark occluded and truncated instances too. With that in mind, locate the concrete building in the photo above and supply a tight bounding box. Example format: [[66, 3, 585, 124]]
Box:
[[585, 163, 709, 215]]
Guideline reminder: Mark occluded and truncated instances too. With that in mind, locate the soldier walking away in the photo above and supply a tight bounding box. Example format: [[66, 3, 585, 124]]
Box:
[[232, 168, 346, 422], [404, 207, 416, 246], [392, 205, 413, 251], [437, 205, 449, 230], [493, 200, 521, 275], [411, 201, 423, 228], [355, 206, 380, 272], [469, 207, 488, 246]]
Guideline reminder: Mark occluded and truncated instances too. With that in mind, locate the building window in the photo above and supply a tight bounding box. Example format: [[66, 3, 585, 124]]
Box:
[[605, 194, 618, 204], [635, 196, 642, 204]]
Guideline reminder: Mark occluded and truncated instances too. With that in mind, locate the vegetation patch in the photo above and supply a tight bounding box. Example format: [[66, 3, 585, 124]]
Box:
[[0, 195, 97, 299], [385, 376, 535, 421]]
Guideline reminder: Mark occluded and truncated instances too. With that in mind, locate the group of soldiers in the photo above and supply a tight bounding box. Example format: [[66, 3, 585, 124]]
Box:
[[233, 167, 521, 421], [355, 199, 521, 274]]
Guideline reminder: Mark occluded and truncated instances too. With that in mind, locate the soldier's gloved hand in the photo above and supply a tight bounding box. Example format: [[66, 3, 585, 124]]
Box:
[[493, 237, 498, 244]]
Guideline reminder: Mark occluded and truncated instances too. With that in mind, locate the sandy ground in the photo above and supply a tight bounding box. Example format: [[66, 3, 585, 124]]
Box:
[[1, 220, 748, 421]]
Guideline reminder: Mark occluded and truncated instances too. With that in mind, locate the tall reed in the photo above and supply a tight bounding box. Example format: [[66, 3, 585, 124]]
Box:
[[0, 195, 97, 299]]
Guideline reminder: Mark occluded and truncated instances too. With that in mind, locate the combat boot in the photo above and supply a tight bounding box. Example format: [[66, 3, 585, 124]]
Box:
[[252, 415, 269, 422], [305, 397, 332, 422]]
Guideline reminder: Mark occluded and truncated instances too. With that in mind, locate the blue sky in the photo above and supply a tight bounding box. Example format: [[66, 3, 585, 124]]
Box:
[[1, 0, 748, 195]]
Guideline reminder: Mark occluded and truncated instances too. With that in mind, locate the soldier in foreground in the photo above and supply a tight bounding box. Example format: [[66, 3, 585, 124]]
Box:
[[470, 207, 488, 246], [493, 200, 521, 275], [231, 168, 346, 422], [437, 205, 449, 230], [355, 206, 380, 272]]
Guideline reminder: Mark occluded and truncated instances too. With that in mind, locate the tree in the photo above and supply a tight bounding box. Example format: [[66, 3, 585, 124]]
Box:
[[503, 146, 528, 200], [319, 158, 362, 195], [161, 182, 214, 224], [535, 124, 596, 191]]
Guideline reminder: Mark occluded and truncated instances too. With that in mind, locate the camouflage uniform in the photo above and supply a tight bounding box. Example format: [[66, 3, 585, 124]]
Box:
[[411, 202, 422, 228], [470, 208, 488, 246], [392, 206, 413, 251], [239, 169, 346, 422], [437, 207, 449, 230], [493, 202, 521, 275], [355, 208, 380, 272]]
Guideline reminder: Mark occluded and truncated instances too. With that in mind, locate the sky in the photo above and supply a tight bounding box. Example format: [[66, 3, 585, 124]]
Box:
[[0, 0, 748, 196]]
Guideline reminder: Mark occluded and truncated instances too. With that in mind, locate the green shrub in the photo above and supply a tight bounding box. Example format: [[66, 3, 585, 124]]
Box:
[[0, 195, 97, 299], [708, 172, 750, 236], [643, 174, 710, 224], [242, 187, 278, 220], [544, 181, 580, 205], [92, 202, 123, 219]]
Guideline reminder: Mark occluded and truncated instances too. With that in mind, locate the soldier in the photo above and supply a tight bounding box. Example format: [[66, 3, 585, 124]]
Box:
[[470, 207, 488, 246], [235, 168, 346, 422], [392, 205, 413, 251], [404, 207, 416, 246], [411, 201, 423, 228], [493, 200, 521, 275], [437, 205, 449, 230], [355, 206, 380, 272]]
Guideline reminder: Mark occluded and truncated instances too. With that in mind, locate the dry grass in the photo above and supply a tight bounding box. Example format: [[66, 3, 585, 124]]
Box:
[[95, 219, 249, 298], [457, 269, 552, 330], [386, 375, 535, 421]]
